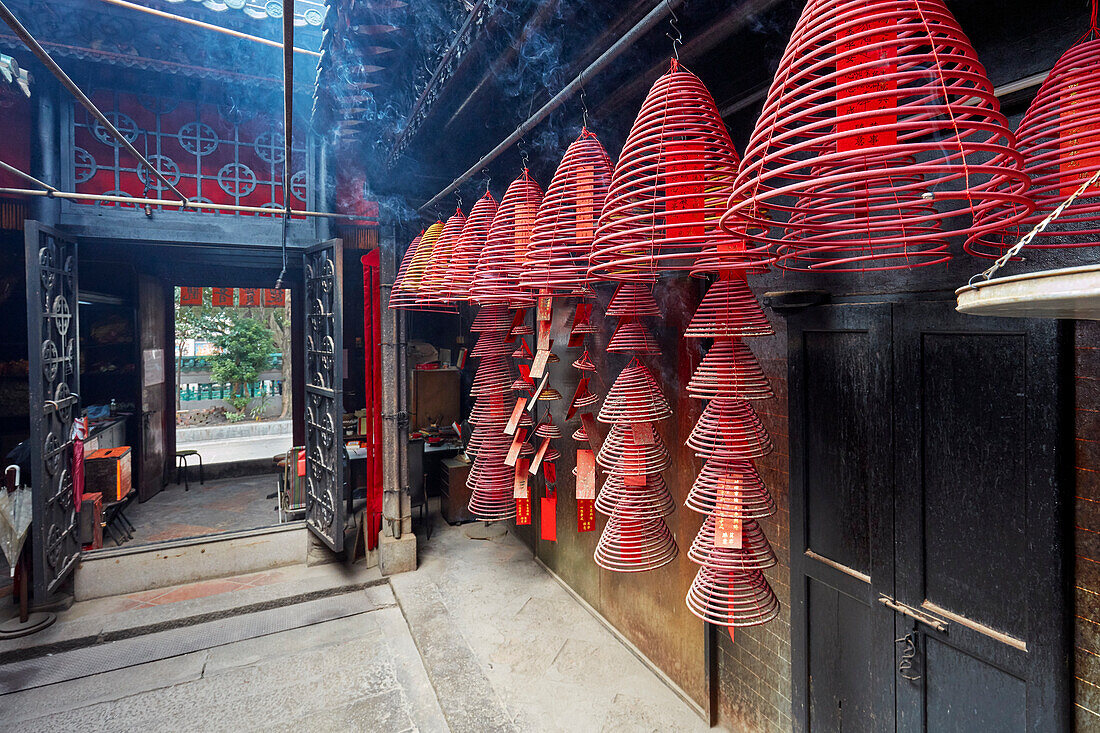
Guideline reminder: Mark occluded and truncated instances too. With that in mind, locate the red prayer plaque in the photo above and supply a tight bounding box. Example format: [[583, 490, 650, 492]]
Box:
[[179, 286, 203, 306], [576, 449, 596, 500], [574, 164, 595, 242], [714, 475, 744, 549], [529, 436, 551, 475], [211, 287, 235, 307], [665, 138, 706, 238], [531, 349, 551, 380], [543, 461, 557, 486], [264, 288, 286, 307], [567, 331, 586, 349], [632, 421, 655, 446], [537, 320, 551, 351], [516, 497, 531, 525], [509, 308, 528, 333], [1061, 82, 1100, 196], [514, 458, 530, 498], [580, 413, 601, 452], [835, 19, 898, 152], [541, 493, 557, 542], [505, 428, 528, 467], [238, 288, 262, 307], [573, 302, 593, 327], [504, 397, 527, 436], [577, 498, 595, 533], [537, 294, 552, 323]]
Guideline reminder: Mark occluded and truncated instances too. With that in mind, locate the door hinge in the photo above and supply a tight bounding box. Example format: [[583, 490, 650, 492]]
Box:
[[878, 595, 949, 633]]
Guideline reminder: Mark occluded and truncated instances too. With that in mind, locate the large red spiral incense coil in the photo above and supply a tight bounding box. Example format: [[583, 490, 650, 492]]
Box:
[[470, 304, 511, 332], [522, 128, 614, 295], [589, 59, 754, 283], [969, 25, 1100, 255], [470, 331, 511, 358], [534, 418, 562, 439], [594, 514, 678, 573], [596, 423, 671, 473], [688, 516, 777, 570], [722, 0, 1032, 271], [390, 222, 442, 309], [686, 566, 781, 627], [391, 230, 422, 297], [598, 361, 672, 423], [687, 399, 774, 459], [595, 472, 675, 518], [685, 277, 773, 339], [471, 170, 543, 304], [605, 283, 662, 318], [687, 458, 775, 519], [686, 339, 775, 401], [419, 207, 466, 306], [442, 191, 498, 301], [607, 320, 659, 354], [465, 424, 512, 456]]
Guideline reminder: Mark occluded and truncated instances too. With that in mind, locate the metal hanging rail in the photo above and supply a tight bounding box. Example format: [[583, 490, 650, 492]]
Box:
[[0, 161, 57, 193], [0, 0, 190, 205], [98, 0, 322, 58], [417, 0, 686, 214]]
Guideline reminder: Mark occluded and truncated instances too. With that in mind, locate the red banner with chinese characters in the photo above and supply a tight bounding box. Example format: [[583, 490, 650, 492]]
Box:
[[835, 19, 898, 152], [179, 286, 203, 306], [211, 287, 235, 307], [238, 288, 263, 307], [516, 498, 532, 525], [264, 289, 286, 307]]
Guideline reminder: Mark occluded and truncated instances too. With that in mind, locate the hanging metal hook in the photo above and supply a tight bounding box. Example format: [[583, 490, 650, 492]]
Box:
[[519, 138, 530, 169], [455, 190, 462, 210], [666, 0, 682, 61], [580, 87, 590, 129]]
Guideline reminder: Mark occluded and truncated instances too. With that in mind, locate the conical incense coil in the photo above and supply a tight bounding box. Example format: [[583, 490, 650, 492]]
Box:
[[596, 422, 670, 473], [537, 386, 563, 401], [594, 513, 678, 572], [687, 339, 774, 401], [509, 377, 535, 392], [391, 221, 457, 311], [595, 472, 675, 518], [572, 351, 597, 371], [686, 566, 781, 627], [510, 323, 534, 336], [545, 446, 561, 463], [684, 277, 773, 339], [469, 369, 513, 398], [534, 418, 562, 439], [572, 424, 591, 443], [598, 361, 671, 423], [522, 128, 614, 294], [467, 396, 511, 426], [419, 207, 466, 304], [391, 230, 422, 298], [686, 458, 775, 519], [571, 383, 599, 408], [470, 333, 511, 359], [471, 170, 543, 304], [510, 341, 532, 359], [687, 399, 773, 460], [969, 30, 1100, 255], [607, 320, 658, 354], [571, 321, 599, 336], [590, 60, 755, 283], [465, 424, 513, 455], [723, 0, 1032, 266], [470, 304, 512, 333], [688, 516, 777, 570], [442, 191, 498, 301], [466, 456, 512, 491], [467, 490, 518, 522], [605, 283, 662, 318]]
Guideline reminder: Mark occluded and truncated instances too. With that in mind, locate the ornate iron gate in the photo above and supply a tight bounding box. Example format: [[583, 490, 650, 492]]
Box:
[[25, 223, 82, 602], [303, 239, 345, 551]]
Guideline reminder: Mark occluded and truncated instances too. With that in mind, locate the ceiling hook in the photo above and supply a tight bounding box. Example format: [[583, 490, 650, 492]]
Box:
[[519, 138, 530, 169], [666, 0, 683, 61], [580, 88, 590, 129]]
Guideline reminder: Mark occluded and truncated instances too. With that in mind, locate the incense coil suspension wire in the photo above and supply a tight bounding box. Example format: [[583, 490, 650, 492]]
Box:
[[442, 191, 498, 302], [522, 128, 614, 295], [722, 0, 1033, 271], [589, 59, 761, 283], [418, 207, 466, 306], [471, 170, 543, 305], [969, 16, 1100, 256]]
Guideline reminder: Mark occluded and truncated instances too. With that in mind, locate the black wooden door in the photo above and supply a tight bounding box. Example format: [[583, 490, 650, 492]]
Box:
[[25, 222, 82, 603], [302, 239, 345, 552], [892, 304, 1069, 732], [789, 299, 1070, 732], [789, 303, 896, 732]]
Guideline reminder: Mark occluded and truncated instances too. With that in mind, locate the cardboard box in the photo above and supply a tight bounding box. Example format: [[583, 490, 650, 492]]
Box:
[[79, 492, 103, 550], [85, 446, 132, 502]]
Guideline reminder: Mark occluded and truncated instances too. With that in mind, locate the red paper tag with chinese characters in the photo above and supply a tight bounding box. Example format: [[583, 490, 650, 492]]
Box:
[[529, 437, 551, 475], [531, 349, 551, 380], [1061, 81, 1100, 196], [514, 458, 530, 499], [543, 461, 557, 486], [541, 493, 557, 541], [835, 19, 898, 152], [537, 320, 552, 352], [516, 497, 531, 525], [632, 421, 655, 446], [566, 378, 590, 421], [505, 397, 527, 436], [505, 428, 527, 467], [665, 139, 706, 239], [179, 286, 203, 306], [537, 294, 552, 323], [714, 475, 744, 549], [576, 449, 596, 499], [577, 498, 595, 533]]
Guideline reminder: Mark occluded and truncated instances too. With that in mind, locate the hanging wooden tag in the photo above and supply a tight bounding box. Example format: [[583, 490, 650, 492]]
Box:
[[527, 374, 549, 411], [531, 349, 551, 380], [504, 397, 527, 435], [505, 428, 528, 467], [541, 492, 557, 541], [576, 449, 596, 500], [514, 457, 530, 498], [516, 497, 531, 525], [529, 436, 551, 475], [714, 474, 744, 549], [580, 412, 601, 451], [537, 294, 552, 323]]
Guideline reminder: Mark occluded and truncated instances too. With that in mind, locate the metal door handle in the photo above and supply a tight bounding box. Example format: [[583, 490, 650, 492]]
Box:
[[878, 595, 949, 633]]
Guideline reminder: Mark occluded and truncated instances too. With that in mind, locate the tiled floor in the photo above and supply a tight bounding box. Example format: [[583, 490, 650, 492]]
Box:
[[118, 474, 283, 547]]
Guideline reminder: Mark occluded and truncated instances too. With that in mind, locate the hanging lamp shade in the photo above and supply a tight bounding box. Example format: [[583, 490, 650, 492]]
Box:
[[443, 191, 499, 302], [686, 566, 781, 627], [522, 128, 614, 295], [589, 59, 751, 283], [969, 24, 1100, 256], [684, 276, 773, 339], [686, 339, 774, 401], [471, 170, 543, 304], [418, 207, 466, 305], [723, 0, 1032, 271]]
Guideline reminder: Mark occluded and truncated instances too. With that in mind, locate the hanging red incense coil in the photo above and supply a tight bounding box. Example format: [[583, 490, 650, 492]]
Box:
[[442, 192, 498, 301], [465, 424, 512, 456], [572, 351, 597, 371], [390, 223, 442, 309], [688, 516, 777, 570], [723, 0, 1033, 270], [687, 399, 773, 459], [418, 207, 466, 306], [595, 472, 675, 518], [522, 128, 614, 295], [686, 339, 775, 401], [471, 170, 543, 304], [572, 424, 591, 443], [589, 59, 754, 283], [470, 304, 512, 332], [607, 320, 659, 354], [390, 230, 422, 299], [686, 566, 781, 626], [969, 24, 1100, 255], [685, 277, 774, 339], [595, 513, 678, 572], [596, 423, 671, 473], [470, 332, 511, 359], [598, 361, 672, 423], [605, 283, 662, 318], [534, 418, 562, 439], [686, 458, 775, 519]]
